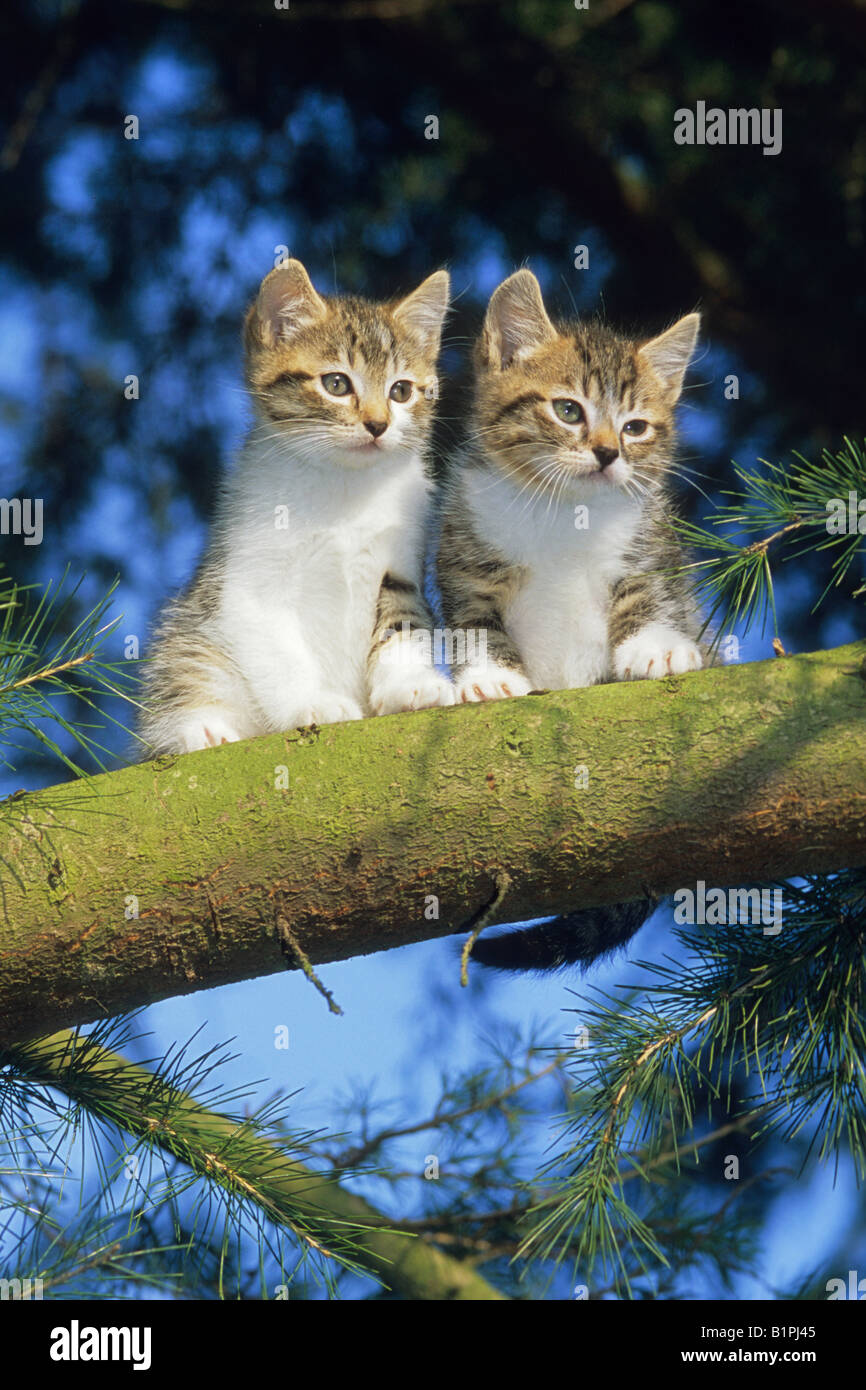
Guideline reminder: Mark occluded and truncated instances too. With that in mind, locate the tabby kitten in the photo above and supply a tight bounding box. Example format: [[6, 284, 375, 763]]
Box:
[[438, 269, 703, 701], [139, 259, 454, 756], [437, 269, 704, 969]]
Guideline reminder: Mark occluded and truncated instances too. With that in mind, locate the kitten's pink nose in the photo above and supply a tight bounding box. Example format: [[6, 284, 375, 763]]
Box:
[[364, 419, 388, 439], [593, 444, 619, 469]]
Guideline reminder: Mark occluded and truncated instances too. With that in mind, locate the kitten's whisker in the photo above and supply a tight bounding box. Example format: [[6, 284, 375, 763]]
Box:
[[499, 460, 564, 515], [518, 462, 570, 517], [624, 472, 653, 501]]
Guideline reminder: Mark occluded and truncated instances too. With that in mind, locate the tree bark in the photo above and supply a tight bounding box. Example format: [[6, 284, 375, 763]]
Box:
[[1, 641, 864, 1044]]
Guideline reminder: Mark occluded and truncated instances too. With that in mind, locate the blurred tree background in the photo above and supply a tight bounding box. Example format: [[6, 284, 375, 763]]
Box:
[[0, 0, 864, 1301], [2, 0, 864, 717]]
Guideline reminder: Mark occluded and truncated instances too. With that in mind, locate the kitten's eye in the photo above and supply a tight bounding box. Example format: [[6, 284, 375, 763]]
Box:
[[389, 379, 413, 403], [321, 372, 353, 397], [622, 418, 651, 438], [552, 398, 585, 425]]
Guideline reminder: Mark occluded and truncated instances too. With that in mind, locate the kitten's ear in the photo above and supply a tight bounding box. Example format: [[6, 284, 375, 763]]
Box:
[[638, 313, 700, 400], [481, 270, 557, 370], [253, 260, 328, 347], [391, 270, 450, 355]]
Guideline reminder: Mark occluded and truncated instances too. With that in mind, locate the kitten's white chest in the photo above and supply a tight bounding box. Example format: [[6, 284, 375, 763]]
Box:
[[218, 444, 429, 717], [467, 471, 642, 688]]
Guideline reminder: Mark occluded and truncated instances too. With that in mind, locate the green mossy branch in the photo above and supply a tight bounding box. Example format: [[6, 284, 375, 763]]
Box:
[[1, 641, 864, 1043]]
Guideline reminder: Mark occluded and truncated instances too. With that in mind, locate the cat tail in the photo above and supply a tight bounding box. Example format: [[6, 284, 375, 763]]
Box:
[[468, 897, 658, 972]]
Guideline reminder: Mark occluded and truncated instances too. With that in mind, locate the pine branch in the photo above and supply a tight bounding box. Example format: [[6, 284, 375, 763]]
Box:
[[515, 870, 866, 1289], [0, 566, 135, 776], [668, 437, 866, 643], [328, 1056, 563, 1170], [0, 1024, 507, 1300]]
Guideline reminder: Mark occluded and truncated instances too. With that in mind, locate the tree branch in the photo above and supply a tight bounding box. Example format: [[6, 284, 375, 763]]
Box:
[[1, 1029, 507, 1300], [1, 641, 864, 1043]]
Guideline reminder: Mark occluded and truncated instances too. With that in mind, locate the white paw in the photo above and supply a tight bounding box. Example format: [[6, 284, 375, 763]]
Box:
[[454, 663, 533, 703], [613, 625, 703, 681], [291, 695, 364, 727], [369, 665, 455, 716], [177, 711, 243, 753]]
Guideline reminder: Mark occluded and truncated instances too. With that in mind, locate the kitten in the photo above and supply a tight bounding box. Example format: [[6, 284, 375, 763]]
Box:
[[437, 269, 705, 969], [139, 258, 455, 756]]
